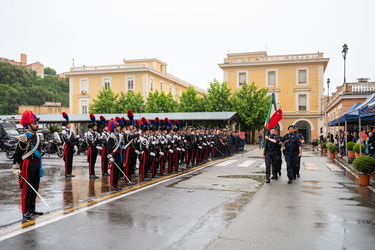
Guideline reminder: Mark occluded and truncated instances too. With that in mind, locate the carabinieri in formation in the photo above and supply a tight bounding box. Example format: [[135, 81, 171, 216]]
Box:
[[62, 110, 243, 191]]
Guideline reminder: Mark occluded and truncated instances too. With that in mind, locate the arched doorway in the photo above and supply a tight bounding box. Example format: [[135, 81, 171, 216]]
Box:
[[295, 120, 311, 142]]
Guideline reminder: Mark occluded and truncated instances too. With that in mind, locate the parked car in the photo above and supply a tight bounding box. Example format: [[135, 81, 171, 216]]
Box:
[[0, 119, 20, 151]]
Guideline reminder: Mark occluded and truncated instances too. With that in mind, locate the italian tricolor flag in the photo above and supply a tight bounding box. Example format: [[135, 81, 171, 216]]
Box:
[[264, 93, 283, 131]]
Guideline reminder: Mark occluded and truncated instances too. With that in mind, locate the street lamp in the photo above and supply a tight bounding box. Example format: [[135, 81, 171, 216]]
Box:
[[327, 78, 330, 101], [342, 43, 349, 83]]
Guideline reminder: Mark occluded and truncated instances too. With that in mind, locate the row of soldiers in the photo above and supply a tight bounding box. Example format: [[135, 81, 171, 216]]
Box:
[[61, 111, 243, 191]]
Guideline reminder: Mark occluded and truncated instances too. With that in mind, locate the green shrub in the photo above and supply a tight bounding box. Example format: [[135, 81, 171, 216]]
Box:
[[328, 143, 338, 153], [321, 142, 327, 149], [352, 155, 375, 174], [353, 143, 366, 153], [346, 141, 356, 150]]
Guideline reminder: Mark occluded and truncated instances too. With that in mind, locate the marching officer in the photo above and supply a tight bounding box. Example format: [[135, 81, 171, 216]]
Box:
[[61, 112, 76, 177], [86, 114, 100, 179], [12, 110, 44, 219], [294, 126, 305, 178], [281, 125, 302, 184], [262, 127, 281, 183]]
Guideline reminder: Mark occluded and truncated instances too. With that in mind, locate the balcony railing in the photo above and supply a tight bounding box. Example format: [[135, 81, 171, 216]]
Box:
[[70, 63, 155, 71], [224, 53, 324, 64]]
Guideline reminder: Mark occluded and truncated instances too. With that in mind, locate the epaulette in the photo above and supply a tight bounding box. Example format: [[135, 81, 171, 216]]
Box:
[[110, 133, 117, 140], [18, 134, 28, 143]]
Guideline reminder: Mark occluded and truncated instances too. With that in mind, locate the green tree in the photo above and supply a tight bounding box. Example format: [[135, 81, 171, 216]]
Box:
[[44, 67, 57, 76], [114, 91, 145, 113], [0, 84, 24, 114], [178, 86, 203, 112], [204, 79, 232, 112], [231, 82, 269, 131], [145, 91, 178, 113], [89, 87, 118, 113]]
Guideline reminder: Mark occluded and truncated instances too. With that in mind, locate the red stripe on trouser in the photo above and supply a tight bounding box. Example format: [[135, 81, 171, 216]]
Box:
[[88, 146, 94, 175], [124, 147, 131, 182], [174, 151, 179, 171], [101, 147, 106, 174], [151, 161, 155, 176], [109, 161, 114, 189], [167, 151, 173, 173], [185, 149, 189, 164], [63, 144, 69, 174], [140, 153, 146, 178], [20, 160, 30, 214], [159, 154, 165, 174]]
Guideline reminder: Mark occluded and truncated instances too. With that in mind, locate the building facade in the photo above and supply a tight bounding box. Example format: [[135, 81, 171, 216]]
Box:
[[218, 51, 329, 142], [0, 53, 44, 77], [65, 58, 205, 115], [325, 78, 375, 133], [18, 102, 69, 115]]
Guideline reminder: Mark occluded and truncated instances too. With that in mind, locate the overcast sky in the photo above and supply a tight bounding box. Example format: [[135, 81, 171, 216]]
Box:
[[1, 0, 374, 94]]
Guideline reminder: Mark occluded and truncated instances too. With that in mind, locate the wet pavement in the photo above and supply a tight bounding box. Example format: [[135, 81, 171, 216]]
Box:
[[0, 145, 374, 249]]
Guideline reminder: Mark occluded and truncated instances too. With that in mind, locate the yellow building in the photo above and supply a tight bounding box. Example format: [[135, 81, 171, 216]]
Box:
[[65, 58, 205, 115], [219, 51, 329, 142], [18, 102, 69, 115]]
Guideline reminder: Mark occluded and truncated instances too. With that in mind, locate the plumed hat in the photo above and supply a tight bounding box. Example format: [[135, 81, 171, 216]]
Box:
[[88, 114, 97, 128], [62, 112, 70, 126], [154, 117, 160, 127], [127, 110, 134, 121], [100, 115, 108, 130], [20, 110, 40, 128], [108, 118, 120, 132]]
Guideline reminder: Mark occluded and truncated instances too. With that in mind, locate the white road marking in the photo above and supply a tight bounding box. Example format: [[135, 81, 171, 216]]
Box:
[[237, 160, 256, 167], [215, 160, 238, 166]]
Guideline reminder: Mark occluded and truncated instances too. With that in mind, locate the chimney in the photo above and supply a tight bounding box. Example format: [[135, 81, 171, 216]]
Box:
[[20, 53, 27, 66]]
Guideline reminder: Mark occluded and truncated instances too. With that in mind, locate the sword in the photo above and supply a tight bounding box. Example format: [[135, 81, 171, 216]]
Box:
[[19, 175, 50, 208], [214, 147, 225, 156], [112, 161, 133, 184]]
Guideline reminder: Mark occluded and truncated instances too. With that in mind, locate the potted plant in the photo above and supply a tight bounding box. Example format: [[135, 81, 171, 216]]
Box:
[[352, 155, 375, 186], [353, 143, 366, 158], [327, 143, 338, 159], [346, 141, 356, 158], [321, 142, 327, 154]]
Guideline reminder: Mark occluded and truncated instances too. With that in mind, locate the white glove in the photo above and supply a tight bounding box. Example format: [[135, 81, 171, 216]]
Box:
[[161, 141, 164, 145], [169, 149, 174, 153], [109, 158, 115, 162], [176, 147, 181, 151], [96, 146, 103, 150], [135, 150, 140, 155], [182, 148, 185, 152], [184, 140, 187, 143], [152, 141, 156, 145], [12, 163, 21, 175], [198, 146, 202, 149], [203, 143, 207, 146], [150, 152, 156, 156], [159, 152, 164, 156]]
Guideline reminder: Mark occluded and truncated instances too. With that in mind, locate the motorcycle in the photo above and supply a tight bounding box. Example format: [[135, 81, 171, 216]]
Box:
[[4, 139, 17, 159], [76, 135, 88, 155], [41, 132, 64, 157]]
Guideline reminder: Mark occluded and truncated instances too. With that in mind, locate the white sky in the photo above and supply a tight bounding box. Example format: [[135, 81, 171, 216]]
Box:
[[1, 0, 374, 94]]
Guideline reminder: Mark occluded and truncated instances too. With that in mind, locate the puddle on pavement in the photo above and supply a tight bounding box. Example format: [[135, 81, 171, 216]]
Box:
[[224, 192, 254, 221], [303, 180, 320, 185], [166, 172, 203, 188], [301, 185, 322, 190]]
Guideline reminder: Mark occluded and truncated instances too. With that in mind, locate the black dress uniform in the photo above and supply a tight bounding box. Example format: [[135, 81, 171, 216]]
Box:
[[12, 110, 44, 219], [62, 125, 76, 177], [282, 126, 302, 184], [263, 129, 281, 183]]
